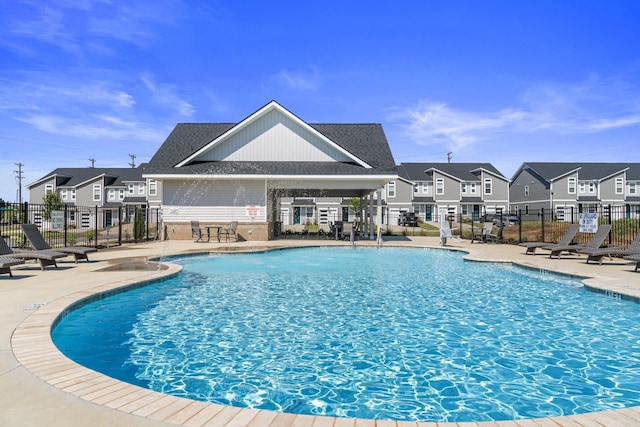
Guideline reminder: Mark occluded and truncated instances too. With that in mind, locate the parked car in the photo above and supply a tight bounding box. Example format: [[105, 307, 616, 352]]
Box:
[[398, 211, 418, 226], [501, 215, 520, 226]]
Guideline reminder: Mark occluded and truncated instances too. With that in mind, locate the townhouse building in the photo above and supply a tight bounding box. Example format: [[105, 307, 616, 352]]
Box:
[[27, 167, 154, 228], [510, 163, 640, 220], [389, 163, 510, 222]]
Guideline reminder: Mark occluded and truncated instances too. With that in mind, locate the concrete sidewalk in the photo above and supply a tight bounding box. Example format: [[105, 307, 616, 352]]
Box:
[[1, 237, 640, 427]]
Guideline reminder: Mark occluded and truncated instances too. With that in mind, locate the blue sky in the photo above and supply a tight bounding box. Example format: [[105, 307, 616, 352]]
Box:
[[1, 1, 639, 202]]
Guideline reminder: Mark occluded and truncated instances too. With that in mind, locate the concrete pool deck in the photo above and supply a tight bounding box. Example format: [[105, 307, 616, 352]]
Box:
[[2, 236, 640, 427]]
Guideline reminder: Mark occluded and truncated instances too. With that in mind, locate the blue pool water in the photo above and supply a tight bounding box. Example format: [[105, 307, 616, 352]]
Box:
[[52, 247, 640, 422]]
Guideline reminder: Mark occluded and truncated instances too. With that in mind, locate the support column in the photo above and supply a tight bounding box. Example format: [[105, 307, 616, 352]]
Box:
[[376, 188, 383, 244], [369, 193, 374, 240]]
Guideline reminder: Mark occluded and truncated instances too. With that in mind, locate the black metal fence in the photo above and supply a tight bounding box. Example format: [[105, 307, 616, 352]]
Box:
[[462, 205, 640, 246], [0, 202, 160, 250]]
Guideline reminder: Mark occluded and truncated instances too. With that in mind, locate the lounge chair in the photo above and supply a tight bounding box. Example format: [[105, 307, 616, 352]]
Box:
[[21, 224, 97, 263], [221, 221, 238, 242], [191, 221, 209, 242], [519, 224, 580, 255], [0, 247, 25, 277], [624, 253, 640, 272], [0, 235, 66, 271], [578, 230, 640, 265], [543, 224, 612, 259]]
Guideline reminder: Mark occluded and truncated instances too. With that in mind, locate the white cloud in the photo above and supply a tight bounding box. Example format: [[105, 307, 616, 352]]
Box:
[[141, 73, 195, 117], [271, 67, 321, 91], [390, 74, 640, 150]]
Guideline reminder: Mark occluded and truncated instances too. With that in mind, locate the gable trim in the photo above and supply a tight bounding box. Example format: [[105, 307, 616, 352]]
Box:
[[175, 101, 372, 168]]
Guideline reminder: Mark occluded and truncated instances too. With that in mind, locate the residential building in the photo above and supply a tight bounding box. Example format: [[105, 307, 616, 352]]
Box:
[[27, 167, 151, 228], [389, 163, 510, 223], [143, 101, 398, 240], [510, 162, 640, 219]]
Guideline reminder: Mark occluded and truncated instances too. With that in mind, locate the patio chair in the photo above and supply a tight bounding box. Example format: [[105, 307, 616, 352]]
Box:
[[191, 220, 209, 242], [578, 230, 640, 265], [0, 235, 66, 271], [519, 224, 579, 255], [21, 224, 97, 263], [624, 253, 640, 272], [543, 224, 612, 259], [472, 222, 494, 243], [220, 221, 238, 242], [341, 222, 355, 241]]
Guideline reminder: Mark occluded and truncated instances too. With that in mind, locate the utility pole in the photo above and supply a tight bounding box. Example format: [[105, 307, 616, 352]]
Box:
[[128, 153, 136, 168], [447, 152, 453, 163], [88, 158, 95, 168], [14, 162, 24, 204]]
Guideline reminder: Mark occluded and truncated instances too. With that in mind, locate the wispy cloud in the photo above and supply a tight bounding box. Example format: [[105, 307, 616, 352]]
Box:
[[0, 72, 174, 142], [141, 73, 195, 117], [390, 74, 640, 150], [0, 0, 184, 56], [270, 67, 322, 91]]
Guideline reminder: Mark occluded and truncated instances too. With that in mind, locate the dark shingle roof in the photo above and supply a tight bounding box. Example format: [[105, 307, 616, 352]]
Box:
[[30, 167, 145, 188], [398, 163, 506, 182], [146, 123, 397, 176], [521, 163, 640, 181]]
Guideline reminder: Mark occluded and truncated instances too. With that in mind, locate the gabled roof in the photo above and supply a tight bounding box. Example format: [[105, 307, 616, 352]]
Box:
[[398, 163, 507, 182], [146, 101, 397, 177], [28, 167, 146, 189], [516, 162, 640, 182]]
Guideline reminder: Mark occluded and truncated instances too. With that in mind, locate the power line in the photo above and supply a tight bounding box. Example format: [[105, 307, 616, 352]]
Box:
[[128, 153, 136, 168], [88, 158, 96, 168]]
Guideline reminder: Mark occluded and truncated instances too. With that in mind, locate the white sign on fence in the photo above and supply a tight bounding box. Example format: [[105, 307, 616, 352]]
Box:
[[579, 213, 599, 233], [51, 210, 64, 231]]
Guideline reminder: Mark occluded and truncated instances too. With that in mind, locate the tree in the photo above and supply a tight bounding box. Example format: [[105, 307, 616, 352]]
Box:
[[133, 207, 146, 241], [347, 197, 361, 223], [43, 192, 63, 221]]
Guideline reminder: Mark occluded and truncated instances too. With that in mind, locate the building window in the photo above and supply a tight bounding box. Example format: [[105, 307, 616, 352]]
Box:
[[421, 182, 428, 194], [93, 184, 101, 202], [387, 181, 396, 198], [616, 178, 624, 195], [70, 189, 76, 200], [484, 178, 492, 195], [461, 182, 476, 195], [128, 183, 135, 195], [108, 189, 116, 201], [630, 182, 637, 195], [60, 189, 68, 200], [138, 183, 145, 195], [119, 189, 125, 200], [524, 185, 529, 197], [568, 178, 576, 194], [588, 182, 596, 194], [45, 184, 53, 195], [413, 183, 419, 194], [149, 179, 157, 196], [579, 182, 586, 193], [436, 178, 444, 195]]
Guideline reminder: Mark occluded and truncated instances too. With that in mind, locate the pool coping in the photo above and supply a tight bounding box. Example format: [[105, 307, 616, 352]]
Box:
[[9, 239, 640, 427]]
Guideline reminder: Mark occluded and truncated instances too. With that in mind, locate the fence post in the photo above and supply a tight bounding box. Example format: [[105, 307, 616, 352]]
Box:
[[146, 206, 150, 241], [607, 204, 612, 245], [517, 211, 522, 243], [118, 206, 122, 246], [94, 206, 99, 248], [63, 204, 68, 247], [541, 208, 545, 242]]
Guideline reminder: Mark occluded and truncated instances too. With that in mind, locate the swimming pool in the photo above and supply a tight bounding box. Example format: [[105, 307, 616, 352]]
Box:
[[52, 247, 640, 422]]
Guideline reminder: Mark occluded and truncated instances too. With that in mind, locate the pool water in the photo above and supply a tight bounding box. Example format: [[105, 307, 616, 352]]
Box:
[[52, 247, 640, 422]]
